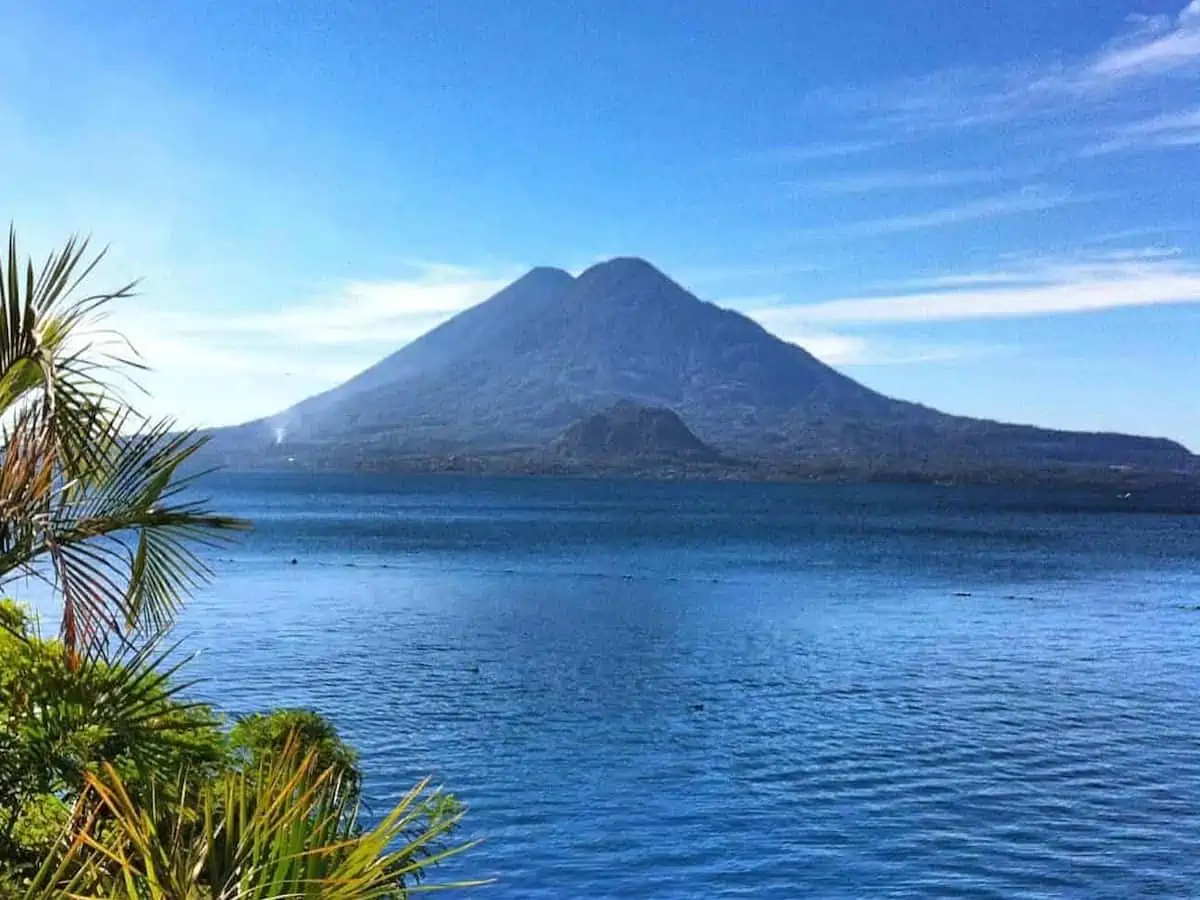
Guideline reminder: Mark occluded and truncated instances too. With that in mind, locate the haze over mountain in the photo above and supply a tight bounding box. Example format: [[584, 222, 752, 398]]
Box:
[[206, 258, 1194, 477]]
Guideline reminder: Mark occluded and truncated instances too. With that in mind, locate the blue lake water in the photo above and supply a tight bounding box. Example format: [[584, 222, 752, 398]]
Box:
[[118, 475, 1200, 895]]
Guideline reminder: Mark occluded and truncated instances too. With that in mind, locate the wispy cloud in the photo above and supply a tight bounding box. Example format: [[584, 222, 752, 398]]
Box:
[[675, 261, 825, 287], [805, 2, 1200, 144], [751, 139, 896, 164], [793, 187, 1086, 240], [723, 313, 983, 368], [1090, 2, 1200, 79], [725, 305, 996, 367], [791, 167, 1009, 195], [748, 250, 1200, 325], [780, 331, 992, 367], [1082, 225, 1191, 245], [109, 263, 521, 424], [1081, 105, 1200, 154], [156, 265, 519, 348], [772, 329, 869, 365]]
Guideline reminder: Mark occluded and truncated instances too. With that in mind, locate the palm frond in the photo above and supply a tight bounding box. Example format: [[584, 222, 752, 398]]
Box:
[[27, 737, 484, 899], [1, 404, 247, 653], [5, 630, 218, 798], [50, 419, 247, 648], [0, 228, 248, 655], [0, 229, 135, 475]]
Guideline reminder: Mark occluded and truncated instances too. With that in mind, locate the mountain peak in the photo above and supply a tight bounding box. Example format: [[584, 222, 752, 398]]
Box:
[[577, 256, 673, 283], [572, 257, 689, 306], [514, 265, 575, 289], [209, 256, 1195, 477]]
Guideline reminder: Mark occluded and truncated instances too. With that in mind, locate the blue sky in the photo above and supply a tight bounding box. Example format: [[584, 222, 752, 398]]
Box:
[[2, 1, 1200, 448]]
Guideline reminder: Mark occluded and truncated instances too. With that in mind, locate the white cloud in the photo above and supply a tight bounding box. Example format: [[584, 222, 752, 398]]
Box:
[[770, 329, 986, 367], [778, 330, 869, 365], [793, 187, 1085, 239], [105, 264, 522, 425], [792, 168, 1009, 195], [675, 261, 825, 286], [721, 299, 988, 367], [1077, 245, 1183, 262], [802, 2, 1200, 147], [1112, 106, 1200, 132], [1090, 31, 1200, 77], [1082, 225, 1190, 245], [748, 250, 1200, 325], [1090, 2, 1200, 78], [157, 267, 519, 348], [752, 139, 895, 164], [1081, 105, 1200, 154], [724, 312, 992, 368]]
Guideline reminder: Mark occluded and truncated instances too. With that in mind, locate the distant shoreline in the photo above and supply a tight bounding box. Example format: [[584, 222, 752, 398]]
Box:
[[203, 452, 1200, 512]]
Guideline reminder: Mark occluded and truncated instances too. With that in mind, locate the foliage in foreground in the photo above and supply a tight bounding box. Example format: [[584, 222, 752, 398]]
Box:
[[23, 738, 473, 899], [0, 230, 479, 897], [0, 600, 224, 873], [1, 601, 476, 898]]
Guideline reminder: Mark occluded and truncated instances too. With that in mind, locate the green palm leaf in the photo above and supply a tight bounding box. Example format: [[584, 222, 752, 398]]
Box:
[[24, 737, 485, 899], [0, 228, 247, 655]]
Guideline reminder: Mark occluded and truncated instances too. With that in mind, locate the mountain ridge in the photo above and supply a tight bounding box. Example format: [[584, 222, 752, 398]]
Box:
[[203, 257, 1195, 479]]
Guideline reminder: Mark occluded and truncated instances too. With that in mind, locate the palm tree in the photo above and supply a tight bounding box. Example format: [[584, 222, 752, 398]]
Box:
[[22, 737, 481, 899], [0, 229, 481, 897], [0, 227, 244, 655]]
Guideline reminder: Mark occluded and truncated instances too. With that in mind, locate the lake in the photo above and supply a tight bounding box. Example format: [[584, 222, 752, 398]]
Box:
[[147, 475, 1200, 896]]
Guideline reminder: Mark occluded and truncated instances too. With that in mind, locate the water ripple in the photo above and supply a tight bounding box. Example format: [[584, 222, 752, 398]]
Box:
[[166, 475, 1200, 898]]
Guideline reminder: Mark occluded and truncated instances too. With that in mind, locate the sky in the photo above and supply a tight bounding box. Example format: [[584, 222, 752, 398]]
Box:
[[2, 1, 1199, 448]]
